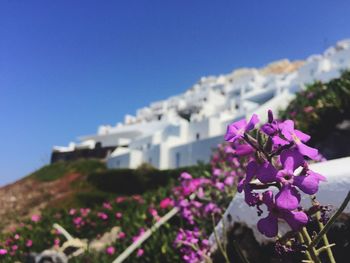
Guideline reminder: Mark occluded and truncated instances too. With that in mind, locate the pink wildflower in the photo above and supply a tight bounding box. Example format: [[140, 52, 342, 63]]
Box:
[[5, 238, 12, 246], [103, 202, 112, 210], [26, 240, 33, 247], [54, 238, 60, 247], [118, 232, 126, 239], [73, 217, 83, 226], [97, 212, 108, 220], [31, 214, 41, 222], [132, 195, 144, 204], [136, 248, 144, 257], [303, 106, 314, 113], [69, 209, 77, 215], [149, 208, 160, 221], [132, 228, 146, 243], [115, 212, 123, 219], [80, 208, 90, 217], [115, 196, 126, 203], [0, 249, 7, 255], [106, 246, 115, 255], [159, 198, 174, 209]]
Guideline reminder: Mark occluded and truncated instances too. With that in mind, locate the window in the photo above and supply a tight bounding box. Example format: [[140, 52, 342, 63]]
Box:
[[196, 133, 200, 140], [148, 157, 152, 164], [175, 152, 180, 168], [116, 160, 120, 168]]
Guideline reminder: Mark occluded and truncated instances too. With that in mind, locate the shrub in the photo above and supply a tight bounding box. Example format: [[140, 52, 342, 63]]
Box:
[[87, 165, 210, 195], [30, 160, 106, 182], [280, 70, 350, 143]]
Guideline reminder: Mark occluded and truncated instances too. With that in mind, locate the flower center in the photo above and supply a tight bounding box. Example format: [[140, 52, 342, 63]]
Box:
[[283, 174, 292, 180], [278, 170, 294, 185], [292, 133, 301, 144]]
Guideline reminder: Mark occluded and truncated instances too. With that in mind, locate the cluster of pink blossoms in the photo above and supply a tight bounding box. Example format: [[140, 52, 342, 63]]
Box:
[[174, 228, 209, 263], [173, 145, 247, 261], [225, 110, 326, 237], [172, 113, 266, 262]]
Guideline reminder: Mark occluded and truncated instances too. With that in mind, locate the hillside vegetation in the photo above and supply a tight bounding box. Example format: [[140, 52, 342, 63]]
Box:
[[0, 159, 210, 262], [0, 72, 350, 262], [280, 70, 350, 158]]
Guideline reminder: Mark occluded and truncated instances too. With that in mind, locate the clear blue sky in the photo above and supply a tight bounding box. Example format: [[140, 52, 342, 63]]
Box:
[[1, 0, 349, 185]]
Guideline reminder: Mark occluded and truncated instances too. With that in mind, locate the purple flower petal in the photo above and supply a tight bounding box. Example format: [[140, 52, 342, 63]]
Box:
[[234, 118, 248, 130], [224, 176, 234, 186], [293, 170, 326, 195], [280, 120, 294, 141], [246, 161, 258, 182], [280, 148, 304, 171], [181, 172, 192, 180], [272, 135, 289, 146], [257, 213, 278, 238], [282, 210, 308, 231], [294, 129, 311, 142], [275, 185, 300, 210], [257, 162, 278, 183], [237, 179, 245, 193], [296, 142, 318, 160], [235, 144, 254, 156], [268, 110, 274, 123], [224, 119, 246, 142], [245, 114, 259, 132], [262, 190, 274, 208], [261, 123, 276, 136], [244, 184, 259, 206], [224, 125, 238, 142]]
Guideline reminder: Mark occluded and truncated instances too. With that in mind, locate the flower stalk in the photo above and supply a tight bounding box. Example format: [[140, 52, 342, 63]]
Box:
[[307, 191, 350, 260]]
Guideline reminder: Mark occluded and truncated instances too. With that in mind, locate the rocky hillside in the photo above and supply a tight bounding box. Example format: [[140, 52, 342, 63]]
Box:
[[0, 160, 104, 232]]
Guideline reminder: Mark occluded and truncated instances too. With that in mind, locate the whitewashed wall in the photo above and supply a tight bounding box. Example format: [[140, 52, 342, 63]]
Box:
[[107, 150, 142, 169], [210, 157, 350, 250], [168, 135, 223, 168]]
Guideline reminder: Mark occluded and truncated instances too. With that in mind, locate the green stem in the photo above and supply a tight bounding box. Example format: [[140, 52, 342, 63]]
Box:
[[301, 227, 321, 263], [222, 215, 228, 256], [243, 133, 271, 162], [317, 243, 335, 254], [309, 191, 350, 249], [315, 211, 336, 263], [212, 214, 230, 263], [298, 232, 312, 262]]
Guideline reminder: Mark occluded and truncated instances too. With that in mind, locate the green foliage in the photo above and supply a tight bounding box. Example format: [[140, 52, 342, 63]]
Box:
[[29, 162, 70, 181], [0, 160, 211, 262], [279, 70, 350, 142], [87, 164, 210, 195], [74, 191, 111, 207], [30, 159, 106, 181], [0, 182, 182, 262]]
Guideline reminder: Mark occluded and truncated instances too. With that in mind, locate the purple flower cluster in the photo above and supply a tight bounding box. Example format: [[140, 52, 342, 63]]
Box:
[[173, 164, 237, 261], [174, 228, 209, 263], [173, 172, 215, 225], [226, 110, 326, 237]]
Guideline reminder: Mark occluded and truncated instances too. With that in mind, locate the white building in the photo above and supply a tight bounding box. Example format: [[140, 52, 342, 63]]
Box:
[[53, 39, 350, 169]]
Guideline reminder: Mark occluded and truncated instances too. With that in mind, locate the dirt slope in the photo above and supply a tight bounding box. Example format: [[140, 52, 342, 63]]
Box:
[[0, 172, 83, 232]]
